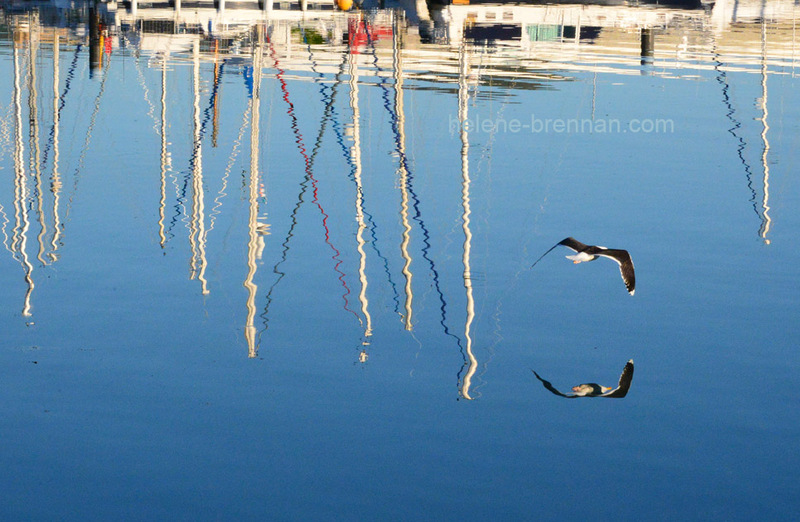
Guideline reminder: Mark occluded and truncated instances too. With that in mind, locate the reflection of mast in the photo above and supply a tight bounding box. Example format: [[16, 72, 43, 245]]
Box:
[[350, 49, 372, 341], [260, 44, 354, 346], [89, 6, 103, 77], [189, 40, 209, 294], [370, 15, 455, 344], [27, 27, 48, 267], [158, 53, 168, 248], [393, 21, 414, 331], [712, 42, 762, 235], [49, 35, 63, 261], [458, 43, 478, 401], [212, 40, 221, 148], [640, 27, 654, 68], [12, 41, 34, 317], [244, 25, 265, 358], [759, 19, 772, 244], [267, 34, 358, 324]]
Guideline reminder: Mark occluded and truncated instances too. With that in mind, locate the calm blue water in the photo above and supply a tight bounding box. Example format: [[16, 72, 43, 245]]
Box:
[[2, 1, 799, 519]]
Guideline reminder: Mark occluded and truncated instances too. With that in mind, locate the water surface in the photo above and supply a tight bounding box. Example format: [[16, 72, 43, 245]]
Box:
[[1, 0, 799, 519]]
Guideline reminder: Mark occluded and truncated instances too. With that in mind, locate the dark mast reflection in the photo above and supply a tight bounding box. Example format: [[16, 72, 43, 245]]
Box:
[[713, 47, 764, 237], [88, 6, 100, 77], [713, 13, 776, 243]]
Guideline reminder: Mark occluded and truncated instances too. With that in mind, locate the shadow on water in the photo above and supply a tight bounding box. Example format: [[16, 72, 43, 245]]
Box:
[[532, 359, 635, 399]]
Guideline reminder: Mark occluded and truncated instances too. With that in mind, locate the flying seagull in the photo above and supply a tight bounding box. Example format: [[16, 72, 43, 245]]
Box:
[[530, 237, 635, 295], [532, 359, 634, 399]]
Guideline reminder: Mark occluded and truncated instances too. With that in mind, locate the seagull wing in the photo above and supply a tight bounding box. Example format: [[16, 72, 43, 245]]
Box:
[[530, 237, 590, 269], [558, 237, 590, 253], [600, 359, 634, 398], [532, 370, 577, 398], [597, 249, 635, 295]]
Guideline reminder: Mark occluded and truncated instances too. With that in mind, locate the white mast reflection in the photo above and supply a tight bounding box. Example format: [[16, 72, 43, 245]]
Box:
[[759, 18, 772, 244], [244, 24, 266, 358], [458, 42, 477, 400], [189, 39, 209, 294], [49, 34, 63, 261], [350, 47, 373, 346], [12, 40, 35, 317], [28, 26, 48, 267], [393, 16, 414, 332], [159, 53, 168, 248]]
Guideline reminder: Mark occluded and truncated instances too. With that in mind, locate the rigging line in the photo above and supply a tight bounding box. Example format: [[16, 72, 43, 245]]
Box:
[[325, 50, 402, 315], [307, 36, 389, 336], [0, 201, 9, 254], [302, 29, 362, 325], [365, 14, 463, 347], [258, 164, 309, 337], [173, 59, 227, 236], [0, 100, 10, 251], [197, 61, 225, 151], [712, 42, 762, 225], [40, 44, 81, 171], [258, 46, 343, 339], [266, 34, 360, 324], [169, 53, 227, 236], [477, 45, 566, 395], [1, 93, 17, 254], [1, 102, 13, 161], [132, 43, 161, 137], [208, 103, 251, 235], [64, 49, 110, 225]]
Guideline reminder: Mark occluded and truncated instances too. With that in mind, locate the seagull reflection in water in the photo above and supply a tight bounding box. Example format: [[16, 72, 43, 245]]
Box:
[[532, 359, 634, 399]]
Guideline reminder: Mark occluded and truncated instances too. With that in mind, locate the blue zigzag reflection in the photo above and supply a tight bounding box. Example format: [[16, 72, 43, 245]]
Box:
[[323, 44, 402, 329], [364, 15, 464, 356], [256, 31, 361, 354]]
